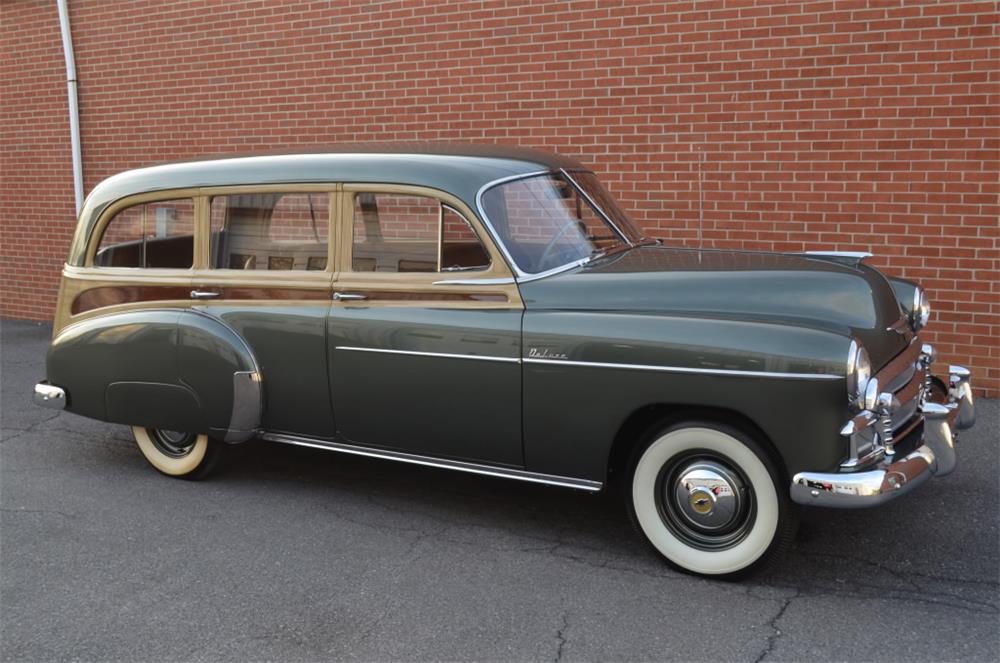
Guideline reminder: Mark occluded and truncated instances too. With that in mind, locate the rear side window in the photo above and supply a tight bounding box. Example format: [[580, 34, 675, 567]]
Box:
[[94, 198, 194, 268], [210, 193, 330, 271], [351, 192, 490, 273]]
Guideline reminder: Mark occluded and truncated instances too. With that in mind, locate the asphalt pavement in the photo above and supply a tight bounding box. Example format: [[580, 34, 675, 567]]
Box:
[[2, 318, 997, 662]]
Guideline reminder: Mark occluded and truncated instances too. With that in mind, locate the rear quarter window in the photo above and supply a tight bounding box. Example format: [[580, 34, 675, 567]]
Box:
[[94, 198, 195, 268]]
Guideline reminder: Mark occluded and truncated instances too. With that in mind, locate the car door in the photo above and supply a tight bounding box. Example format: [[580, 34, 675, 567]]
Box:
[[188, 185, 338, 438], [327, 184, 524, 466]]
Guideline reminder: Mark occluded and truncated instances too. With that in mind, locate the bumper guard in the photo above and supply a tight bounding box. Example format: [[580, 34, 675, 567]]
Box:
[[791, 364, 975, 508]]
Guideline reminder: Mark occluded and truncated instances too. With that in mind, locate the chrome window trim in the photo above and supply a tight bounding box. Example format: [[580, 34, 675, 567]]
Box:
[[514, 256, 592, 283], [475, 169, 634, 284], [523, 357, 842, 380], [260, 432, 604, 492], [439, 202, 492, 274], [474, 169, 549, 280], [335, 346, 521, 364], [558, 168, 632, 245]]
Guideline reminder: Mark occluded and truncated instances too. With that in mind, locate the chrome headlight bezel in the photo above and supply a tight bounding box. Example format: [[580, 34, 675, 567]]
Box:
[[911, 287, 931, 330], [847, 339, 872, 410], [863, 376, 880, 412]]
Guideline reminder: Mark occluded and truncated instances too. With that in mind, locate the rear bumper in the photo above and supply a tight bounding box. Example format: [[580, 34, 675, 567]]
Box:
[[791, 365, 975, 508], [33, 381, 66, 410]]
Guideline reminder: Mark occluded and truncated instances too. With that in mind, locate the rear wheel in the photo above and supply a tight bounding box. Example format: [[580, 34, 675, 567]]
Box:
[[628, 421, 796, 579], [132, 426, 221, 480]]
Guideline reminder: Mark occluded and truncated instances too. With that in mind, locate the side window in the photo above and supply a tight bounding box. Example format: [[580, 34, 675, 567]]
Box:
[[95, 198, 194, 268], [441, 205, 490, 272], [351, 193, 490, 273], [210, 193, 330, 271]]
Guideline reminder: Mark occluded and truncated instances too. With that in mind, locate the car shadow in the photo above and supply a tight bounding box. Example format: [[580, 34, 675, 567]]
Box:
[[212, 434, 997, 612]]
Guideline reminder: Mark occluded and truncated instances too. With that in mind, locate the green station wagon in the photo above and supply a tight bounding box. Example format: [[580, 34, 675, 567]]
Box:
[[34, 144, 977, 578]]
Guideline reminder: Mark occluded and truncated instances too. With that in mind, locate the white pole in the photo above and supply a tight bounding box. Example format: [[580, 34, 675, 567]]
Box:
[[56, 0, 83, 216]]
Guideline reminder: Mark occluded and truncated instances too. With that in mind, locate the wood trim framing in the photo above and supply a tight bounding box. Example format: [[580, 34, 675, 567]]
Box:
[[71, 284, 332, 315], [61, 180, 523, 329]]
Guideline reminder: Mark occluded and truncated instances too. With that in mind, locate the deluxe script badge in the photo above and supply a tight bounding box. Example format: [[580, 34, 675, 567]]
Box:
[[527, 347, 569, 360]]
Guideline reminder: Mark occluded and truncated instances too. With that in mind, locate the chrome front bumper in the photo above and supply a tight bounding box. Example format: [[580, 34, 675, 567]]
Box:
[[33, 381, 66, 410], [791, 365, 975, 508]]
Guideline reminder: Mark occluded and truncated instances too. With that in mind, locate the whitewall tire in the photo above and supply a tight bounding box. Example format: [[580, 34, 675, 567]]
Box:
[[629, 422, 796, 579], [132, 426, 220, 480]]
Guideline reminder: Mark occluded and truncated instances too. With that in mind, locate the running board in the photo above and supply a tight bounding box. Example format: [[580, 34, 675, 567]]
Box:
[[260, 432, 603, 492]]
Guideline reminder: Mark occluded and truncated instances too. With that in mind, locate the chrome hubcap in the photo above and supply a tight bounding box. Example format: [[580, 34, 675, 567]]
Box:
[[671, 462, 746, 533], [149, 429, 197, 459], [656, 453, 756, 551]]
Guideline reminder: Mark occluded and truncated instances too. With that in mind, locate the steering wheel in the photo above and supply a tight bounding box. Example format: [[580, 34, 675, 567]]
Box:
[[536, 219, 582, 272]]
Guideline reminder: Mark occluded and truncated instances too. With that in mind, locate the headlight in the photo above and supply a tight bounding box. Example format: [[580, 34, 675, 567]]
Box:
[[847, 339, 872, 409], [911, 287, 931, 330]]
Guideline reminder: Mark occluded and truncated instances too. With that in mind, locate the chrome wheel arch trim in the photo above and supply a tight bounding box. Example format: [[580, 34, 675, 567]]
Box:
[[260, 432, 604, 492]]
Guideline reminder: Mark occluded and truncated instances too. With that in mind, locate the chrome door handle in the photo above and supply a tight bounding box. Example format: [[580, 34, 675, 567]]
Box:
[[190, 289, 221, 300], [333, 292, 368, 301]]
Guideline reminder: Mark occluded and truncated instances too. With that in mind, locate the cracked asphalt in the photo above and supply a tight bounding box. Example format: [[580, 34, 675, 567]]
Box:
[[2, 318, 998, 662]]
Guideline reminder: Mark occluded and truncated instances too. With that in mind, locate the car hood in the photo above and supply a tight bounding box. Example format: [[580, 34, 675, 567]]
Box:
[[518, 245, 909, 368]]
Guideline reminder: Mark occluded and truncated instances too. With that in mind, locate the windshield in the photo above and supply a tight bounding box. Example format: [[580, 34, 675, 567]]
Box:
[[480, 171, 643, 274]]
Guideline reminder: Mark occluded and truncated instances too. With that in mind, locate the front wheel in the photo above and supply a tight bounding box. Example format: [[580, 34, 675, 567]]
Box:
[[132, 426, 221, 480], [628, 421, 797, 579]]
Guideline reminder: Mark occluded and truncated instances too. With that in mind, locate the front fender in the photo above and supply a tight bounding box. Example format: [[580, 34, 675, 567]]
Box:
[[521, 311, 850, 480], [47, 309, 262, 442]]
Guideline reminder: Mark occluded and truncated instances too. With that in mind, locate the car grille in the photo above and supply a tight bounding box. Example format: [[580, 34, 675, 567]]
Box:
[[878, 340, 927, 440], [849, 340, 927, 467]]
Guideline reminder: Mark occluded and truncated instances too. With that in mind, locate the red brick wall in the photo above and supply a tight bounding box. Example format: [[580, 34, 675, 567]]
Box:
[[1, 0, 997, 395]]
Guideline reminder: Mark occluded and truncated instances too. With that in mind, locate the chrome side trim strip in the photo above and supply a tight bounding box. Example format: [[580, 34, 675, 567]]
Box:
[[260, 432, 604, 492], [523, 357, 842, 380], [335, 346, 840, 379], [335, 346, 521, 364], [432, 277, 516, 286]]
